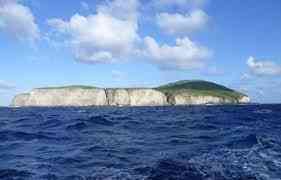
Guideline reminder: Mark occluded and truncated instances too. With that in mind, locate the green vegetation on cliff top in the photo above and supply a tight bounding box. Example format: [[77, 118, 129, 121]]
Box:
[[37, 85, 98, 90], [156, 80, 246, 101]]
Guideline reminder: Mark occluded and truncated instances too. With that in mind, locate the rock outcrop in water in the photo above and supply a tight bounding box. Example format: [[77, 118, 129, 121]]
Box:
[[11, 80, 250, 107]]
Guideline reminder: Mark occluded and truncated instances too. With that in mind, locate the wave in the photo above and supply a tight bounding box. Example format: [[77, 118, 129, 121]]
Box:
[[0, 105, 280, 179], [0, 169, 33, 180], [88, 115, 116, 126]]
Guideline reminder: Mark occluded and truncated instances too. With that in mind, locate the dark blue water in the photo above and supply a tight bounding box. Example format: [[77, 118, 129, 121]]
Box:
[[0, 105, 281, 180]]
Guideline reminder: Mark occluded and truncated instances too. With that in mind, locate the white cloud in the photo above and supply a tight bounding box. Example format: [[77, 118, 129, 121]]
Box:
[[80, 1, 89, 11], [47, 0, 139, 64], [46, 18, 68, 33], [143, 36, 212, 70], [97, 0, 139, 22], [247, 56, 281, 76], [47, 0, 212, 71], [0, 0, 40, 41], [0, 80, 15, 90], [241, 73, 252, 81], [111, 70, 126, 80], [155, 0, 207, 9], [157, 10, 208, 35]]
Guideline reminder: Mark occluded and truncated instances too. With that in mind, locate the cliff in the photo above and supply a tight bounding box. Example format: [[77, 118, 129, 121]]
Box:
[[11, 80, 250, 107], [14, 88, 108, 107], [106, 88, 167, 106]]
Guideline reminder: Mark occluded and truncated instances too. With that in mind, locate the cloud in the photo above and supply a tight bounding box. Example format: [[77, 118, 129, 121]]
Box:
[[247, 56, 281, 76], [47, 0, 139, 64], [143, 36, 212, 70], [204, 66, 224, 76], [241, 73, 252, 81], [97, 0, 139, 22], [157, 10, 208, 35], [47, 0, 212, 72], [0, 80, 15, 90], [80, 1, 89, 11], [111, 70, 126, 80], [0, 0, 40, 41], [154, 0, 207, 9]]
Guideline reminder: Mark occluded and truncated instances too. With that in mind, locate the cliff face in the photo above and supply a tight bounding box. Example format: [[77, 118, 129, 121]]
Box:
[[11, 88, 250, 107], [106, 89, 168, 106], [12, 88, 169, 107], [128, 89, 168, 106], [12, 93, 30, 107], [12, 88, 107, 107], [238, 96, 251, 104], [106, 89, 130, 106], [167, 92, 233, 105], [11, 81, 251, 107]]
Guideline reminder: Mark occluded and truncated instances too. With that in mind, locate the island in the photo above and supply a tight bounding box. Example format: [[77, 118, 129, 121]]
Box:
[[11, 80, 250, 107]]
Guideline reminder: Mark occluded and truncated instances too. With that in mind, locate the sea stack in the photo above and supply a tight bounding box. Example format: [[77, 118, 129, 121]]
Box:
[[11, 80, 250, 107]]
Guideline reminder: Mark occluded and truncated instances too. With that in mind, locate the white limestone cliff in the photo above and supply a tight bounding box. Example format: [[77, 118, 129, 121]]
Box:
[[128, 89, 168, 106], [167, 92, 235, 105], [106, 89, 130, 106], [11, 93, 30, 107], [238, 96, 251, 104], [11, 87, 250, 107], [106, 89, 168, 106], [12, 88, 107, 107]]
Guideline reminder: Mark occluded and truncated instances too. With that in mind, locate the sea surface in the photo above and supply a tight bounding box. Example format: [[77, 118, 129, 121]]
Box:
[[0, 105, 281, 180]]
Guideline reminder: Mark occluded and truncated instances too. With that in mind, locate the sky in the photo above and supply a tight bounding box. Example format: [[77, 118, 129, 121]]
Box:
[[1, 0, 281, 106]]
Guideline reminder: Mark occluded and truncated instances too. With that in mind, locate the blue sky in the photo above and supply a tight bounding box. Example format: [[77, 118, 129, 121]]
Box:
[[1, 0, 281, 106]]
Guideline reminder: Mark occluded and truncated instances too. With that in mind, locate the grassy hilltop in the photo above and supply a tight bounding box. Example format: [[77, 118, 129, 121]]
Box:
[[37, 85, 98, 90], [156, 80, 246, 101]]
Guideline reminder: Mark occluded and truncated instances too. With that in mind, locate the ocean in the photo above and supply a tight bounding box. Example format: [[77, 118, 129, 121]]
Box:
[[0, 105, 280, 180]]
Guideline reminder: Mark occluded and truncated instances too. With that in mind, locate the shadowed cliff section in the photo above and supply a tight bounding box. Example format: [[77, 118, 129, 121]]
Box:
[[11, 80, 250, 107]]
